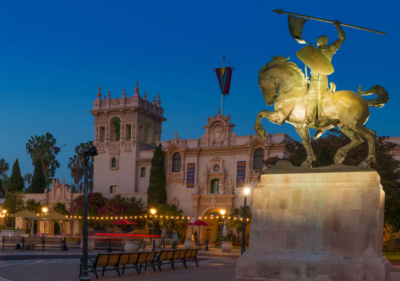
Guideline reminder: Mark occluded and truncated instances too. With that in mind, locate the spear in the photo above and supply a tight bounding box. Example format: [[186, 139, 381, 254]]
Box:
[[273, 9, 386, 35]]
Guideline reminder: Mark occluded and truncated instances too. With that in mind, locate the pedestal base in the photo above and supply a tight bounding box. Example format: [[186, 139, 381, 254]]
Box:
[[237, 169, 390, 281]]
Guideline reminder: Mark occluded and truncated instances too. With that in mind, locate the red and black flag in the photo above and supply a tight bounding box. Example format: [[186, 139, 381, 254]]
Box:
[[215, 67, 233, 96]]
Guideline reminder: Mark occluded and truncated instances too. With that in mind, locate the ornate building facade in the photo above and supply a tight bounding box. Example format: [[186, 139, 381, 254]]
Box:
[[89, 81, 291, 240]]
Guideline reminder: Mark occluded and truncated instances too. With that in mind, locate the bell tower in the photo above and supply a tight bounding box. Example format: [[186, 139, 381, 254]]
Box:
[[90, 81, 166, 194]]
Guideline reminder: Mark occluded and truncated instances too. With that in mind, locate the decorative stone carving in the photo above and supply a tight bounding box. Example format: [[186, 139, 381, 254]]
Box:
[[47, 178, 71, 202], [171, 196, 180, 207]]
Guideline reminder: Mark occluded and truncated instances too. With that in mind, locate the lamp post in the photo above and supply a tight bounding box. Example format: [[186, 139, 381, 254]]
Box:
[[241, 187, 250, 255], [150, 208, 156, 251], [2, 210, 6, 227], [80, 146, 98, 281], [42, 207, 48, 235], [220, 209, 226, 241]]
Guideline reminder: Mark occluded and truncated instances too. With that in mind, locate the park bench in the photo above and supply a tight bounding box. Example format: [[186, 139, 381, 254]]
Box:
[[2, 236, 68, 251], [170, 249, 187, 269], [43, 237, 65, 251], [137, 251, 157, 273], [118, 252, 140, 274], [23, 237, 43, 250], [2, 236, 23, 250], [157, 249, 200, 271], [80, 253, 121, 279], [79, 251, 158, 279], [184, 249, 199, 268]]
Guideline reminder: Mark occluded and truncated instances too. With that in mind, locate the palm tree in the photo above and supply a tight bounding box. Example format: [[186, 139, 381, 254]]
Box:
[[0, 159, 10, 196], [26, 133, 61, 179], [68, 142, 94, 192], [0, 159, 9, 177], [228, 206, 252, 241], [68, 154, 84, 192], [24, 173, 32, 190]]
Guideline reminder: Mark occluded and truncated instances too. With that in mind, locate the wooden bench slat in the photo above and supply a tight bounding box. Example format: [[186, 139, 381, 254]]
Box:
[[3, 237, 23, 242], [44, 237, 63, 243], [24, 237, 43, 243], [107, 254, 120, 266]]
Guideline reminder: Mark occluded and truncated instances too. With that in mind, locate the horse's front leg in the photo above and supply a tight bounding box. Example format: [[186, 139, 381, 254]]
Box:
[[294, 126, 316, 168], [254, 110, 286, 138]]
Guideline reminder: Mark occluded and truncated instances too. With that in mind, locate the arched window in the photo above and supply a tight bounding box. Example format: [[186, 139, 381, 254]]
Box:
[[110, 117, 121, 142], [253, 148, 264, 170], [111, 158, 117, 168], [210, 179, 220, 194], [146, 120, 152, 144], [172, 153, 181, 172]]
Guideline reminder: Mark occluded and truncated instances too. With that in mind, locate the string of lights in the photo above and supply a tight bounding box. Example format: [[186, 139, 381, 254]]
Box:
[[0, 212, 250, 221], [63, 215, 250, 221]]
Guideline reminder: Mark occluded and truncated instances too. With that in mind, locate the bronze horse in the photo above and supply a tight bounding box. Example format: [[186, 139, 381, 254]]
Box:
[[254, 56, 389, 168]]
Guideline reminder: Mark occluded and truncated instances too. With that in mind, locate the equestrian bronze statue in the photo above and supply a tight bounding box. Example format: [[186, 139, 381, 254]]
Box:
[[254, 55, 389, 168], [255, 13, 388, 168]]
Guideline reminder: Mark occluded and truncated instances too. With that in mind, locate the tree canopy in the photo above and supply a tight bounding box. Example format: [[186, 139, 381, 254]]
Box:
[[265, 129, 400, 230], [147, 144, 167, 208], [29, 159, 46, 193], [26, 133, 61, 184], [67, 141, 93, 192], [8, 159, 24, 192]]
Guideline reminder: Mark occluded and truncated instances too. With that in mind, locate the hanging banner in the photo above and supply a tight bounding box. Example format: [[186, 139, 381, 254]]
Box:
[[215, 67, 233, 96], [236, 161, 246, 187], [187, 163, 195, 188], [288, 15, 308, 44]]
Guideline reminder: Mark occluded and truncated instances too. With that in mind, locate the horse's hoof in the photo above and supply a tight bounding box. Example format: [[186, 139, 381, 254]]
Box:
[[358, 161, 370, 168], [300, 161, 312, 168], [334, 151, 346, 164]]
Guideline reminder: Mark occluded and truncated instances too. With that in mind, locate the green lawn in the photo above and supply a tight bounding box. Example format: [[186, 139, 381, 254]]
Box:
[[384, 252, 400, 262]]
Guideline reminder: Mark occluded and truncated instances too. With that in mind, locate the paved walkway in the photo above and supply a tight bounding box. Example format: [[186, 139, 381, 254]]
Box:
[[0, 258, 398, 281], [0, 248, 399, 280]]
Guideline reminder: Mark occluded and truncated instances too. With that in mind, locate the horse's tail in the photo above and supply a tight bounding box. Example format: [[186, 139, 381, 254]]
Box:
[[358, 85, 389, 108]]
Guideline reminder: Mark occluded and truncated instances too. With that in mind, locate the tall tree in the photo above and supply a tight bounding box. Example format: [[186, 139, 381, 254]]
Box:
[[265, 129, 400, 230], [67, 141, 94, 192], [4, 191, 24, 228], [0, 158, 9, 177], [30, 159, 46, 193], [68, 154, 84, 190], [24, 173, 32, 190], [0, 159, 9, 196], [0, 174, 9, 196], [8, 159, 24, 192], [26, 133, 61, 181], [147, 144, 167, 208]]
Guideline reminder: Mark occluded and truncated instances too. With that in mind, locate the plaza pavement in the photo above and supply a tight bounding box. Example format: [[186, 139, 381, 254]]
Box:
[[0, 247, 399, 280]]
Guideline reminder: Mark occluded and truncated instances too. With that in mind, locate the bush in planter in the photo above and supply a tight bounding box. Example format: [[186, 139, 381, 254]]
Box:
[[214, 242, 221, 247]]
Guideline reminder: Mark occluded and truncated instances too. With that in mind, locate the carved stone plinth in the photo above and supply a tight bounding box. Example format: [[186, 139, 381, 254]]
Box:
[[237, 168, 390, 281]]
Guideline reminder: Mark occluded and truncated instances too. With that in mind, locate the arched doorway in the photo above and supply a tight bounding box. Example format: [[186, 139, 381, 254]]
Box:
[[202, 208, 224, 244]]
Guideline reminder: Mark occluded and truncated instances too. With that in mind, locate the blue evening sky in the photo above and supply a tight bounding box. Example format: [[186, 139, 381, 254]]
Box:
[[0, 0, 398, 184]]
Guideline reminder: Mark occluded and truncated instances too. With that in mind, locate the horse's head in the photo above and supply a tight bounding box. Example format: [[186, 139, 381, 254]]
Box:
[[258, 72, 278, 106], [258, 56, 305, 106]]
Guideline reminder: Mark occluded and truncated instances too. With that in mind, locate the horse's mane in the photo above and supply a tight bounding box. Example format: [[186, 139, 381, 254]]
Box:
[[259, 56, 304, 78]]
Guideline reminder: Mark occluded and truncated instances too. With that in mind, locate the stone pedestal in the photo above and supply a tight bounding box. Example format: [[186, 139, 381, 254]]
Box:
[[237, 168, 390, 281]]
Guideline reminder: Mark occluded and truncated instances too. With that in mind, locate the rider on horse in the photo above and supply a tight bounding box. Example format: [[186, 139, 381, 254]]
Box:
[[306, 20, 346, 126]]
